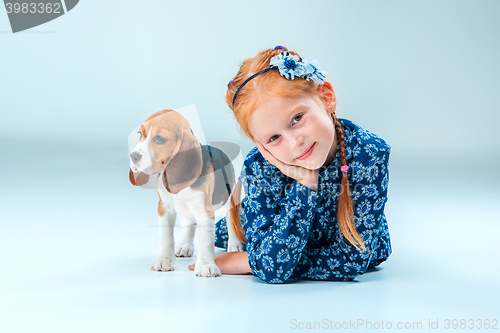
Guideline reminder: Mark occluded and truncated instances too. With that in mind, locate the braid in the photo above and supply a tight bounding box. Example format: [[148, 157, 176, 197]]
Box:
[[333, 114, 348, 167], [332, 113, 366, 251]]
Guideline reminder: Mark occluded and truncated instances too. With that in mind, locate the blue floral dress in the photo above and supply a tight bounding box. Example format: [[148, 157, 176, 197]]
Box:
[[215, 118, 392, 283]]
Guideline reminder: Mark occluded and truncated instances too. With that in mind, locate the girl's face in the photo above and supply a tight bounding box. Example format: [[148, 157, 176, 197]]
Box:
[[248, 92, 337, 170]]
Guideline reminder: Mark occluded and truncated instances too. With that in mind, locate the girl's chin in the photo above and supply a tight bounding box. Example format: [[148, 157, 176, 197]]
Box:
[[296, 158, 324, 170]]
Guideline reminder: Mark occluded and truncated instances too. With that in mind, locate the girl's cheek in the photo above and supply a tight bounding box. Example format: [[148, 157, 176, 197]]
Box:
[[269, 146, 285, 163], [278, 148, 291, 164]]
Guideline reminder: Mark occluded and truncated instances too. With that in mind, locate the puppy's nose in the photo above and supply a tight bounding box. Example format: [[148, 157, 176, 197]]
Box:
[[130, 152, 142, 164]]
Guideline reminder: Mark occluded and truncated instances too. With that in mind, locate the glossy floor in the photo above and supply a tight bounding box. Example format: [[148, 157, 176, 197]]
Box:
[[1, 141, 498, 333]]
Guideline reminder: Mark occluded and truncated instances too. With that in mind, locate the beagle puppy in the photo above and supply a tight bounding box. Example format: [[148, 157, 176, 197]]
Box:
[[129, 109, 244, 277]]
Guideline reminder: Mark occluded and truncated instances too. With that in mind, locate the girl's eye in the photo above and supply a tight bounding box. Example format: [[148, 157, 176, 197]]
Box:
[[293, 114, 302, 124], [268, 135, 280, 143], [154, 135, 167, 144]]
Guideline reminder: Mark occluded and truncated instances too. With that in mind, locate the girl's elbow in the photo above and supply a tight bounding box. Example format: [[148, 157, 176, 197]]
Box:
[[250, 261, 297, 284]]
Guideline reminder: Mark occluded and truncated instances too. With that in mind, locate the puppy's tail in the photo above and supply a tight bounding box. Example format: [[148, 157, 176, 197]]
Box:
[[229, 180, 246, 243]]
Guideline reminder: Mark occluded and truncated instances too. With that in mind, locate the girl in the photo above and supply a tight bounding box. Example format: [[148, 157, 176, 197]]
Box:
[[189, 46, 391, 283]]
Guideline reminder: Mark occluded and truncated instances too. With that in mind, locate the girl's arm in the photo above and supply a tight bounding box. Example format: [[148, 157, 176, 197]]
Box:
[[215, 251, 252, 275], [292, 147, 392, 281], [188, 251, 251, 275], [239, 148, 323, 284]]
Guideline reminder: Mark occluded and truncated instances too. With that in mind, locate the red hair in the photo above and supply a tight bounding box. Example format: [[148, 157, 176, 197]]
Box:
[[227, 46, 365, 251]]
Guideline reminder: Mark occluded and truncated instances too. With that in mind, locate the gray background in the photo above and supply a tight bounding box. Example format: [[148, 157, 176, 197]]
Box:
[[1, 1, 499, 332]]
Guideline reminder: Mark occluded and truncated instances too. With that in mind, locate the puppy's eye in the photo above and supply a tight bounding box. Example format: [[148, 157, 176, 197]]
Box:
[[154, 135, 167, 144], [138, 131, 142, 139]]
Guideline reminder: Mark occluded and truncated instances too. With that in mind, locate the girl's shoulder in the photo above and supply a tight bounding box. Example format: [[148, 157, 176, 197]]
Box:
[[243, 146, 275, 176], [338, 118, 391, 156], [244, 146, 264, 164]]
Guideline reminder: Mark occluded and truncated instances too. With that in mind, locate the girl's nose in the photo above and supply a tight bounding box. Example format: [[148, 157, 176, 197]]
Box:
[[286, 133, 305, 151]]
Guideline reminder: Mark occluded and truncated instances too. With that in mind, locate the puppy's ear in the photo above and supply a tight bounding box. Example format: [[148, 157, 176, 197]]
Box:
[[129, 169, 150, 186], [163, 132, 203, 195]]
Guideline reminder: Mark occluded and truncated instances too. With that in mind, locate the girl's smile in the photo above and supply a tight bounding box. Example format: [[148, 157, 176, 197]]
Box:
[[248, 93, 337, 170], [296, 142, 315, 160]]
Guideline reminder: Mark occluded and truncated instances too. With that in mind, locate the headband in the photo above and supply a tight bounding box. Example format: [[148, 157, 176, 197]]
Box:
[[231, 47, 327, 107]]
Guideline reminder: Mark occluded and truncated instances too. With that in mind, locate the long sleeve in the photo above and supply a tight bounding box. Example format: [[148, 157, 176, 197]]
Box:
[[293, 146, 391, 281], [240, 151, 324, 284]]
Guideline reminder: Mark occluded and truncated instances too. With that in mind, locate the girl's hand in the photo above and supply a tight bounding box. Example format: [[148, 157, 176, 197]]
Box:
[[188, 251, 251, 275], [254, 140, 318, 191]]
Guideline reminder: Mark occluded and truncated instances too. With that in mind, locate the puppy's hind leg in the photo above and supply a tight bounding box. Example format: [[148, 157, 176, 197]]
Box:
[[151, 204, 177, 272], [226, 210, 246, 252]]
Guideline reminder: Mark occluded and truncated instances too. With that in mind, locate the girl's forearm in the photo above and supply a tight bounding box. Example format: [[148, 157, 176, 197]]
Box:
[[215, 251, 252, 275]]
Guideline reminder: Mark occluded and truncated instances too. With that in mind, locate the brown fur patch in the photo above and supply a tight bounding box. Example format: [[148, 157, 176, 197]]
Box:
[[204, 191, 215, 220], [140, 125, 147, 138], [157, 193, 165, 217], [162, 138, 203, 194], [129, 169, 150, 186], [188, 147, 215, 218], [146, 109, 174, 122], [141, 111, 203, 190]]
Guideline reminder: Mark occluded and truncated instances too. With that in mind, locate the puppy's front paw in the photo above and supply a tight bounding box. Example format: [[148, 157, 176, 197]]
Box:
[[227, 240, 246, 252], [194, 262, 221, 277], [151, 257, 175, 272], [175, 243, 194, 257]]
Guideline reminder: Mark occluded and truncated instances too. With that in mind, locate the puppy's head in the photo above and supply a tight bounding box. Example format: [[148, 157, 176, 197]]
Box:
[[129, 110, 201, 189]]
